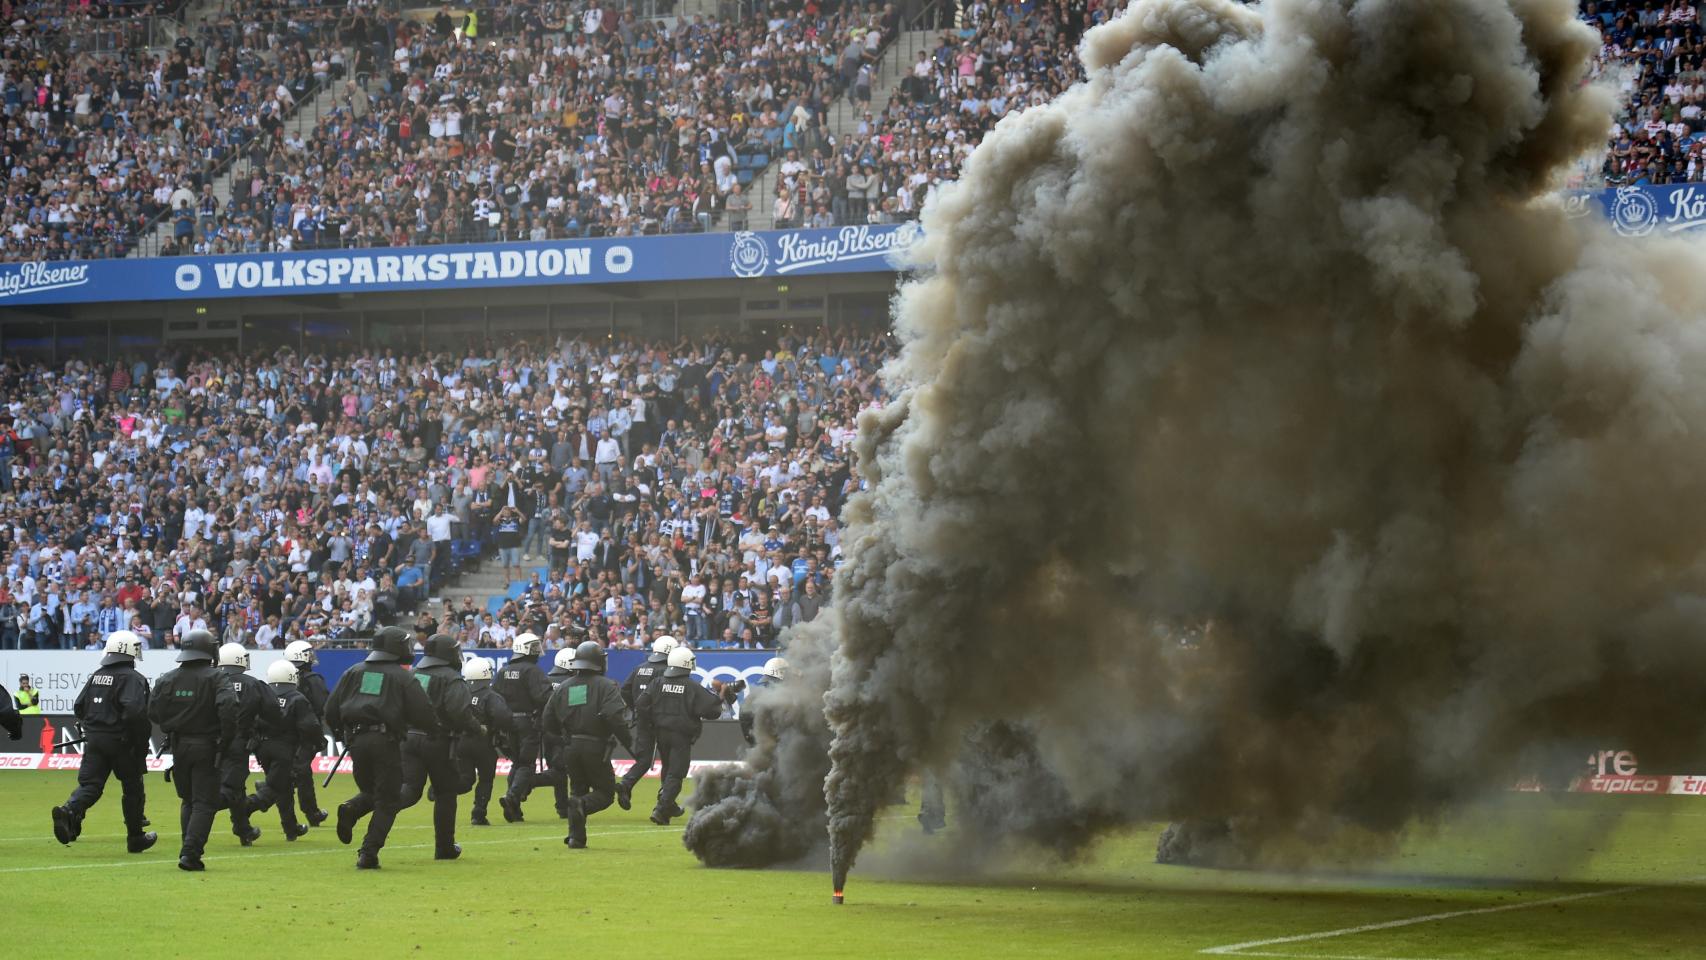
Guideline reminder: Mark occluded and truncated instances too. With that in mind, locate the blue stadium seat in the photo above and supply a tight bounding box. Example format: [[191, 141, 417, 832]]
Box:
[[486, 596, 505, 615]]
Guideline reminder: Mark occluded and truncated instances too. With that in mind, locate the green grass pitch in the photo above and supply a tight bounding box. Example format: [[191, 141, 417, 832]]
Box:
[[4, 772, 1703, 958]]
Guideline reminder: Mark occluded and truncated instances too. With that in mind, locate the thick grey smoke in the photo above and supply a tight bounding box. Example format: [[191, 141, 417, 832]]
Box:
[[687, 0, 1706, 881]]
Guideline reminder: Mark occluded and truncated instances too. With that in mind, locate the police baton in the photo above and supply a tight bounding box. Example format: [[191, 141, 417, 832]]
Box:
[[52, 736, 87, 751], [322, 741, 351, 789]]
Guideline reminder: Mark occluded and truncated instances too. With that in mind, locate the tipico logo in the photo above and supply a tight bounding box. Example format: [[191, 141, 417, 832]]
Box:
[[728, 232, 770, 278], [0, 261, 92, 300], [1610, 186, 1660, 237]]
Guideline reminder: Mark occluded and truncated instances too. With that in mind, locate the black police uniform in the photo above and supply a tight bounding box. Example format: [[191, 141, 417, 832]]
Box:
[[325, 639, 439, 867], [542, 661, 632, 847], [536, 662, 574, 817], [220, 663, 283, 843], [0, 682, 21, 741], [294, 665, 331, 823], [614, 651, 667, 807], [148, 656, 239, 869], [457, 677, 515, 825], [397, 641, 482, 857], [737, 678, 776, 748], [247, 680, 323, 838], [493, 652, 551, 820], [55, 657, 153, 848], [635, 667, 723, 824], [918, 771, 947, 834]]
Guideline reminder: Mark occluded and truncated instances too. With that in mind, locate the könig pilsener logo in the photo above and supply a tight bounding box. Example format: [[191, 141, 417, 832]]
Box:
[[728, 232, 770, 278], [1610, 186, 1659, 237]]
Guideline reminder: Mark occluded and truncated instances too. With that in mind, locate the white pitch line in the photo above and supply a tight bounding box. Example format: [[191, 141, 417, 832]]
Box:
[[1200, 885, 1643, 956], [0, 823, 683, 874]]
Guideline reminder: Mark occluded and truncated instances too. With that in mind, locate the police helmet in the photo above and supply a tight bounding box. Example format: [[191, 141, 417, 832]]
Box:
[[551, 647, 576, 674], [101, 630, 143, 667], [663, 645, 696, 677], [176, 629, 219, 663], [218, 642, 250, 669], [266, 660, 300, 685], [570, 640, 606, 673], [462, 657, 494, 682], [647, 634, 678, 663], [417, 633, 463, 669], [367, 625, 413, 663], [512, 632, 544, 657], [761, 656, 788, 682], [283, 639, 316, 666]]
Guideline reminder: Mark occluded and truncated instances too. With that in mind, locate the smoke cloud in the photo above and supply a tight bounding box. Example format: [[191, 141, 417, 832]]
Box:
[[686, 0, 1706, 881]]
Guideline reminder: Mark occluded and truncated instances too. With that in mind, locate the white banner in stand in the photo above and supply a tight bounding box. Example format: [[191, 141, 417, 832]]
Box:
[[0, 650, 287, 715]]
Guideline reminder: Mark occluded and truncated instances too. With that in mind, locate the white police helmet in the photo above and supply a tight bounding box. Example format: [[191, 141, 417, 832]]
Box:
[[217, 643, 250, 669], [761, 657, 788, 682], [101, 630, 143, 666], [512, 632, 543, 657], [553, 648, 576, 672], [283, 639, 316, 665], [664, 645, 696, 676], [648, 634, 678, 663], [462, 657, 494, 682], [266, 660, 300, 685]]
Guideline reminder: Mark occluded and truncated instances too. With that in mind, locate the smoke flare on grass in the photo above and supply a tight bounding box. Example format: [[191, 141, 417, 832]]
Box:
[[687, 0, 1706, 880]]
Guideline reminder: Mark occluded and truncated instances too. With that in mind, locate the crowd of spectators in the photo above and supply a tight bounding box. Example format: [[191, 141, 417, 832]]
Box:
[[1581, 1, 1706, 185], [0, 331, 893, 654], [773, 0, 1123, 229], [1, 0, 360, 263], [4, 0, 1693, 263], [186, 0, 901, 252]]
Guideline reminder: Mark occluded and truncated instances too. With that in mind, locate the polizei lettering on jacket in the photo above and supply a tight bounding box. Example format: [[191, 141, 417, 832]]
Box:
[[208, 247, 633, 291]]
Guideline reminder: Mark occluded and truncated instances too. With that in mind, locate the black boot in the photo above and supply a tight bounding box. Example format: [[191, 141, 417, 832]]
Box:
[[305, 808, 329, 827], [355, 850, 380, 870], [178, 856, 205, 871], [285, 823, 310, 841], [336, 802, 357, 845], [51, 805, 82, 845], [614, 780, 632, 811], [237, 826, 262, 846], [127, 832, 158, 854], [434, 843, 462, 861], [498, 794, 523, 823]]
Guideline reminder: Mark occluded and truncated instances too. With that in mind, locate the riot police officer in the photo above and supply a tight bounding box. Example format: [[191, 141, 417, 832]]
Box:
[[457, 657, 514, 826], [282, 639, 330, 826], [245, 659, 322, 840], [537, 646, 576, 818], [217, 642, 282, 846], [635, 645, 724, 826], [397, 634, 481, 860], [51, 631, 156, 853], [147, 629, 239, 871], [738, 656, 787, 748], [494, 632, 552, 823], [542, 641, 633, 848], [614, 635, 676, 811], [324, 626, 439, 869]]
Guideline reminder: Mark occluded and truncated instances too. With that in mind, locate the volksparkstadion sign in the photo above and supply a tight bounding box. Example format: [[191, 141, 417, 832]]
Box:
[[0, 225, 920, 307]]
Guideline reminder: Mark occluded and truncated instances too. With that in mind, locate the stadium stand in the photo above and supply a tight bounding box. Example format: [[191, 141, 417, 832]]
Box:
[[0, 333, 887, 653], [1580, 1, 1706, 186], [0, 0, 358, 262]]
